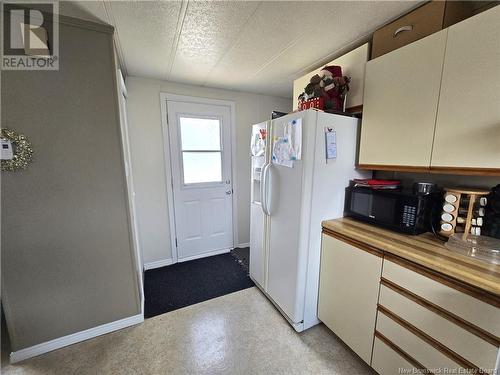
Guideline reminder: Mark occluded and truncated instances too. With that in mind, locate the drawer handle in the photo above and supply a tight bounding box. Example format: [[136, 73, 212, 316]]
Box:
[[393, 25, 413, 37]]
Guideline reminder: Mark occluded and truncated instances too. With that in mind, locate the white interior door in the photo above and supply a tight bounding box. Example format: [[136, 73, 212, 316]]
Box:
[[166, 99, 233, 261]]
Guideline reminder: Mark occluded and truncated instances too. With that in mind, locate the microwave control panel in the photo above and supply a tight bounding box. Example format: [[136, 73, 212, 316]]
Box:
[[402, 205, 417, 227]]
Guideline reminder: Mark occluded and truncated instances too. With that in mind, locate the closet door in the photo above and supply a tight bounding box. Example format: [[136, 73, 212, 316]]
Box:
[[358, 30, 447, 168], [431, 6, 500, 170]]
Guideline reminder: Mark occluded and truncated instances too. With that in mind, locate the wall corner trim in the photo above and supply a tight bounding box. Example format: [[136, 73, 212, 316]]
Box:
[[4, 5, 115, 34], [143, 258, 174, 270], [10, 314, 144, 364]]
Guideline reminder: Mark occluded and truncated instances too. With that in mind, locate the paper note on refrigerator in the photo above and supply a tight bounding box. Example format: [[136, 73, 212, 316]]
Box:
[[284, 118, 302, 160], [272, 136, 294, 168], [251, 126, 266, 156], [325, 127, 337, 160]]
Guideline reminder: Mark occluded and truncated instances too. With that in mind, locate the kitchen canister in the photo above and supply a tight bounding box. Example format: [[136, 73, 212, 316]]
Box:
[[413, 182, 437, 195]]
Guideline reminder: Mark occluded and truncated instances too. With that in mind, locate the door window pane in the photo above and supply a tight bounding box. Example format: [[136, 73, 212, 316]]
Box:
[[182, 152, 222, 184], [180, 117, 221, 151]]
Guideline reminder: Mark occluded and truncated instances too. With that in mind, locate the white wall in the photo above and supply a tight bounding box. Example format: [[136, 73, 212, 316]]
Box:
[[125, 77, 291, 265]]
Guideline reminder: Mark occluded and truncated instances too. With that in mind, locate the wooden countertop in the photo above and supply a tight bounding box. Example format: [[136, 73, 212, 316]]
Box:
[[322, 218, 500, 296]]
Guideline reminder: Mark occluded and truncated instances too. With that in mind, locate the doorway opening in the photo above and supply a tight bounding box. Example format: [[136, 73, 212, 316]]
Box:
[[143, 94, 253, 318]]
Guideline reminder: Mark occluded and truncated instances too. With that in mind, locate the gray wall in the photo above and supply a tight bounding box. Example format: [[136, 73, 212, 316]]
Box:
[[125, 77, 291, 265], [1, 19, 140, 351]]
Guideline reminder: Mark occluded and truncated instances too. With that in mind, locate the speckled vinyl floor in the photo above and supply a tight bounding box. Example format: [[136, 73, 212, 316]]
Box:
[[1, 287, 375, 375]]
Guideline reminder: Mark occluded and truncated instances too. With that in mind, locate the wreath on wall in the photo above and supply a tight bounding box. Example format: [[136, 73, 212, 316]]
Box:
[[1, 128, 33, 171]]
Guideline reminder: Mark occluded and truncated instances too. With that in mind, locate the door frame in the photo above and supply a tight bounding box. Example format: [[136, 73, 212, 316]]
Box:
[[160, 93, 237, 264], [116, 69, 144, 316]]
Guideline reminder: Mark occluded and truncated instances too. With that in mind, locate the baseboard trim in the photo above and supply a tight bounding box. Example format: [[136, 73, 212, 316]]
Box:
[[10, 314, 143, 364], [235, 242, 250, 248], [178, 248, 230, 263], [143, 258, 173, 270]]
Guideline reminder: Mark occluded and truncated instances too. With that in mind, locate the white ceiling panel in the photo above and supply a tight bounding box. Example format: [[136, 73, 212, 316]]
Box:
[[204, 1, 326, 88], [109, 1, 182, 79], [169, 1, 260, 86], [58, 1, 423, 98], [238, 1, 420, 94]]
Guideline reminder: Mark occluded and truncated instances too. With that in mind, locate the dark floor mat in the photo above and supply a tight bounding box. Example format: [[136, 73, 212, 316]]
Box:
[[230, 247, 250, 272], [144, 253, 254, 318]]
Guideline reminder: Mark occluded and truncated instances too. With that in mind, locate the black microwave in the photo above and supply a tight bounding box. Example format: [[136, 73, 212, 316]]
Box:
[[344, 186, 436, 235]]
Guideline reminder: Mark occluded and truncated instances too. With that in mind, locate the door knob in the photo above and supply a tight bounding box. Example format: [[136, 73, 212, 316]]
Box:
[[225, 190, 232, 195]]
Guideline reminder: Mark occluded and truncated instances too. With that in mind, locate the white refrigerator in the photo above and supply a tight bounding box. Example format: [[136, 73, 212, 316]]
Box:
[[249, 109, 370, 332]]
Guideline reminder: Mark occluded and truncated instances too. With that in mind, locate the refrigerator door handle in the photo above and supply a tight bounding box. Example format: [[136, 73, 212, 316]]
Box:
[[261, 163, 270, 216], [266, 163, 274, 216]]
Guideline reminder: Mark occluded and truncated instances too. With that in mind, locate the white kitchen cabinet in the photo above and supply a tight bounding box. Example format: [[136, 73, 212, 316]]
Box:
[[375, 312, 462, 372], [359, 6, 500, 175], [382, 258, 500, 338], [321, 220, 500, 374], [318, 233, 383, 364], [380, 258, 500, 373], [359, 30, 447, 168], [372, 337, 422, 375], [431, 6, 500, 170], [379, 285, 497, 370]]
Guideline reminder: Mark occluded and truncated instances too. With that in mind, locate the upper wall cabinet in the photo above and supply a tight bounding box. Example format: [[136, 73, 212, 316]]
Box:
[[431, 6, 500, 170], [358, 30, 447, 168], [359, 6, 500, 175]]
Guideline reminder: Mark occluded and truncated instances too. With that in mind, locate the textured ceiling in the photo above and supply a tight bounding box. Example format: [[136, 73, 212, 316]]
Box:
[[59, 1, 420, 98]]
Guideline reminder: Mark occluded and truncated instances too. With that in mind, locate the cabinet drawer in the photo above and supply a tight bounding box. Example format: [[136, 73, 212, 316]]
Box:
[[371, 1, 472, 59], [379, 284, 498, 371], [382, 258, 500, 338], [372, 336, 422, 375], [372, 1, 446, 59], [376, 311, 462, 372]]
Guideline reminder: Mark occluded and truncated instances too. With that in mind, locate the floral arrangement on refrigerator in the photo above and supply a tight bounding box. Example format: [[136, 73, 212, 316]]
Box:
[[297, 65, 350, 112]]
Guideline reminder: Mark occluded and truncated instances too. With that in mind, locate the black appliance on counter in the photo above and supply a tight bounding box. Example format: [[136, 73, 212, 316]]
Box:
[[344, 184, 438, 235]]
